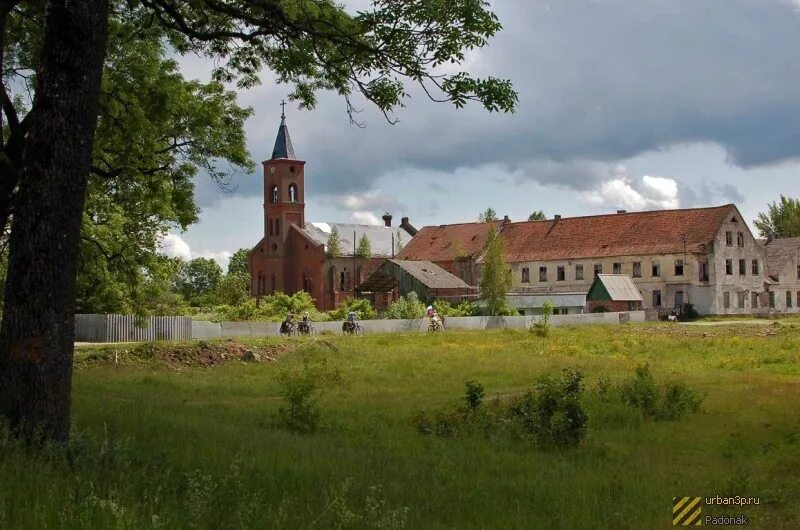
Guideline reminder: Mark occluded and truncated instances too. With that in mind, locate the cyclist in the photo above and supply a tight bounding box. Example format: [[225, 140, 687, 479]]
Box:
[[280, 313, 296, 335], [298, 311, 313, 334], [345, 310, 359, 333]]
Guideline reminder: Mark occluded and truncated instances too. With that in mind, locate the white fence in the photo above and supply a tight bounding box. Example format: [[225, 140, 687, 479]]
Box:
[[75, 311, 644, 343]]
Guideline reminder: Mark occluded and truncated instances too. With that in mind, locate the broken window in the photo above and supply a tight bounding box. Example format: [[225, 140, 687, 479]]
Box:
[[737, 292, 745, 308], [593, 263, 602, 277], [575, 265, 584, 281], [769, 291, 776, 308], [752, 259, 759, 275], [674, 259, 684, 276], [652, 290, 662, 307], [557, 266, 565, 282], [539, 266, 547, 282], [725, 259, 733, 275], [613, 262, 622, 274], [737, 232, 744, 247], [725, 231, 733, 246], [632, 262, 642, 278], [723, 291, 730, 309], [651, 261, 661, 277], [739, 259, 746, 275], [521, 267, 530, 283], [787, 291, 793, 308], [699, 260, 709, 281], [752, 292, 759, 309]]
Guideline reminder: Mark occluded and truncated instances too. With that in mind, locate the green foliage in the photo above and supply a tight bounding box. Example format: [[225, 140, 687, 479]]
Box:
[[432, 299, 476, 318], [213, 291, 327, 322], [528, 210, 546, 221], [176, 258, 223, 304], [479, 225, 511, 316], [277, 357, 342, 434], [755, 195, 800, 239], [328, 298, 377, 321], [464, 381, 485, 412], [620, 365, 704, 421], [451, 240, 469, 262], [214, 272, 250, 307], [509, 369, 588, 448], [326, 227, 343, 259], [531, 299, 553, 337], [383, 292, 426, 319], [227, 249, 250, 275], [394, 229, 404, 257], [355, 234, 372, 259], [478, 208, 498, 222]]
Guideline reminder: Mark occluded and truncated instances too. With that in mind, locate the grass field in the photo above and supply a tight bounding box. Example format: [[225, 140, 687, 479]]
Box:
[[2, 322, 800, 529]]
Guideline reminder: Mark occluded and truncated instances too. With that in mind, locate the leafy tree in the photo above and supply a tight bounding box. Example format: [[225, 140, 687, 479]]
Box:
[[0, 0, 516, 442], [433, 299, 476, 317], [227, 248, 251, 275], [355, 234, 372, 259], [131, 257, 189, 316], [327, 297, 377, 321], [479, 208, 498, 222], [214, 273, 250, 307], [754, 195, 800, 240], [326, 227, 343, 259], [528, 211, 546, 221], [479, 225, 511, 316], [176, 258, 223, 303]]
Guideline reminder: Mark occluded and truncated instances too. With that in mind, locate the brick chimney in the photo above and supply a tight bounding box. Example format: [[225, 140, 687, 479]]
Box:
[[382, 212, 392, 227], [502, 215, 511, 225], [400, 216, 418, 236], [554, 214, 562, 220], [617, 209, 627, 214]]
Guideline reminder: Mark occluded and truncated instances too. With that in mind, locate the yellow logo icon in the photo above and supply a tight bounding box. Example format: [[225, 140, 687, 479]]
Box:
[[673, 497, 702, 526]]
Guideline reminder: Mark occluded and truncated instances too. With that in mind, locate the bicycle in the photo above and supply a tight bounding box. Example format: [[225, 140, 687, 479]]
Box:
[[427, 319, 445, 333], [297, 322, 317, 336], [279, 322, 297, 337], [342, 321, 364, 336]]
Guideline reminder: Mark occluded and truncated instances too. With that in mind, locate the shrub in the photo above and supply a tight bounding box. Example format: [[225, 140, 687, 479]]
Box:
[[620, 365, 704, 421], [530, 299, 553, 337], [510, 369, 588, 448], [681, 303, 699, 321], [432, 299, 476, 318], [328, 297, 377, 320], [383, 292, 426, 319], [464, 381, 485, 412], [277, 357, 342, 434]]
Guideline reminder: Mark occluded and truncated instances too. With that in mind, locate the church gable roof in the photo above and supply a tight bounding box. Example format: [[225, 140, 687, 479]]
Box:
[[301, 223, 407, 258], [271, 116, 295, 160]]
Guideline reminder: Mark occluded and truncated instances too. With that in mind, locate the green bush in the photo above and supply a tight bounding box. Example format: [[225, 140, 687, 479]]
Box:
[[277, 357, 342, 434], [620, 365, 704, 421], [464, 381, 485, 412], [327, 297, 377, 320], [383, 292, 426, 319], [432, 299, 476, 318], [530, 299, 553, 337]]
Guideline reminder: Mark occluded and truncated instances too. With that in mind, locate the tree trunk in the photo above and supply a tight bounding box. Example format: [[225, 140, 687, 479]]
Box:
[[0, 0, 108, 443]]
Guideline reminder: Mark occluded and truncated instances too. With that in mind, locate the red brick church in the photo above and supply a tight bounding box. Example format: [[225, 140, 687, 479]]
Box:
[[248, 110, 417, 311]]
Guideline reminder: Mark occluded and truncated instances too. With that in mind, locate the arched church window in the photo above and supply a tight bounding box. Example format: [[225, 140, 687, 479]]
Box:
[[270, 185, 279, 203], [328, 267, 336, 293], [288, 183, 298, 203], [270, 274, 276, 294]]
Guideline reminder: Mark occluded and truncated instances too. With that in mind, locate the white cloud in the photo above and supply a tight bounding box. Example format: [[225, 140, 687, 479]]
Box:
[[351, 211, 382, 225], [582, 173, 680, 211], [159, 233, 233, 270]]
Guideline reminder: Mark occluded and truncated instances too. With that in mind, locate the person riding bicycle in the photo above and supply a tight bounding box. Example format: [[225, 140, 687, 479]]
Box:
[[280, 313, 296, 334], [345, 310, 359, 333], [298, 311, 313, 334], [427, 305, 443, 329]]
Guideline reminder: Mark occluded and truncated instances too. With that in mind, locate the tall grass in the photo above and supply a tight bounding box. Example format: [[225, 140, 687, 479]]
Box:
[[2, 323, 800, 528]]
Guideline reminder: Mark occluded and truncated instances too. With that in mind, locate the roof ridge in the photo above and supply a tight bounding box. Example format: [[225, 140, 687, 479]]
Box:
[[501, 204, 734, 227]]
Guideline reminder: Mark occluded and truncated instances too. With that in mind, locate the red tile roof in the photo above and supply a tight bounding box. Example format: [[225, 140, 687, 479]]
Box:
[[397, 221, 501, 262], [497, 205, 735, 263]]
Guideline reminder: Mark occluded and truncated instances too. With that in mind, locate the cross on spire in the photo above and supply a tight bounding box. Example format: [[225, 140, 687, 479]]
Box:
[[280, 99, 286, 119]]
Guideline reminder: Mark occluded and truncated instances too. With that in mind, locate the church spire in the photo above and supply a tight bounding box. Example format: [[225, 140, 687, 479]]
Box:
[[271, 100, 295, 160]]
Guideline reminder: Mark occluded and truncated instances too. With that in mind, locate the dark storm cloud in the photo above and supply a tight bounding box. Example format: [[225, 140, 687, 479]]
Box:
[[193, 0, 800, 207]]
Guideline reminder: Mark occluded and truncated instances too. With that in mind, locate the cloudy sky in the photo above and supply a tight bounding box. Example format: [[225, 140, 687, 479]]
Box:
[[164, 0, 800, 268]]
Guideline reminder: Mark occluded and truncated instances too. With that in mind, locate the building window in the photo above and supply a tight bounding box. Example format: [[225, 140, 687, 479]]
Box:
[[737, 291, 745, 308], [539, 266, 547, 282], [270, 185, 279, 203], [632, 262, 642, 278], [593, 263, 602, 277], [787, 291, 793, 308], [575, 265, 584, 281], [288, 183, 298, 203], [675, 259, 684, 276], [268, 218, 273, 236], [557, 266, 565, 281], [611, 262, 620, 274], [652, 290, 662, 307], [652, 261, 661, 277], [752, 292, 759, 309], [521, 267, 530, 283], [699, 260, 709, 281], [797, 265, 800, 280], [737, 232, 744, 247], [723, 291, 730, 309], [725, 231, 733, 246], [752, 259, 759, 275], [726, 259, 733, 275], [769, 291, 776, 308], [797, 292, 800, 308], [738, 259, 746, 276]]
